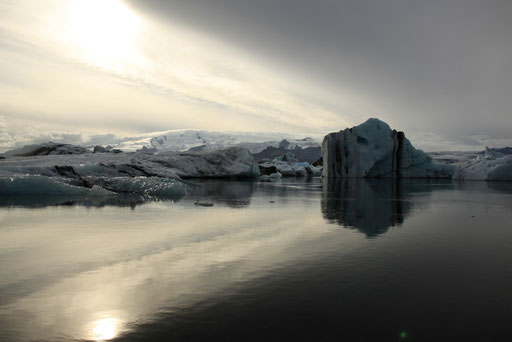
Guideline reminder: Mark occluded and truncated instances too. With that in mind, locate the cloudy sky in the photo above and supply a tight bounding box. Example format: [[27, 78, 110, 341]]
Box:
[[1, 0, 511, 151]]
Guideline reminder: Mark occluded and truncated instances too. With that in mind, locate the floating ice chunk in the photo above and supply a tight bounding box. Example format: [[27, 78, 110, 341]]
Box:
[[276, 164, 297, 177], [0, 175, 188, 197], [258, 154, 322, 177], [260, 172, 282, 181], [194, 201, 214, 207], [453, 147, 512, 180], [0, 175, 111, 196], [294, 166, 309, 177], [81, 177, 188, 197], [294, 162, 322, 177]]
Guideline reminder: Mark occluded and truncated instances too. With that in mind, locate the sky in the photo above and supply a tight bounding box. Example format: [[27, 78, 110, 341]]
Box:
[[0, 0, 511, 152]]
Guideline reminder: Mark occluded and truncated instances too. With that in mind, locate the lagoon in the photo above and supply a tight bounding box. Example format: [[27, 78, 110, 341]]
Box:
[[1, 179, 511, 341]]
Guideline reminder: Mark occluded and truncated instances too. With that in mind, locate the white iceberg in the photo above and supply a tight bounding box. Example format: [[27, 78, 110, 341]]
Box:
[[452, 147, 512, 180]]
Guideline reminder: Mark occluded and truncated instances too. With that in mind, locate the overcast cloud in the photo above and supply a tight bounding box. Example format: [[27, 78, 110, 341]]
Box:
[[1, 0, 511, 151]]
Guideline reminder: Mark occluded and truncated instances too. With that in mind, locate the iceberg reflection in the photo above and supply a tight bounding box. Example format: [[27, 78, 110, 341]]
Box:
[[321, 178, 452, 237]]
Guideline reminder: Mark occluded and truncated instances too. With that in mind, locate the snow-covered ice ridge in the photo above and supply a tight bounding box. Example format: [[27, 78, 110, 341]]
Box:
[[0, 129, 320, 154], [112, 130, 320, 153]]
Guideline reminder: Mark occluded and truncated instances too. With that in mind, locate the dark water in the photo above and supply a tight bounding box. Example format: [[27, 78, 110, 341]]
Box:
[[1, 179, 512, 341]]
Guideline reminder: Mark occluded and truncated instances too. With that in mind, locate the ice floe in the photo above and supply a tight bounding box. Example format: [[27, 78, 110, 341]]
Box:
[[453, 147, 512, 180]]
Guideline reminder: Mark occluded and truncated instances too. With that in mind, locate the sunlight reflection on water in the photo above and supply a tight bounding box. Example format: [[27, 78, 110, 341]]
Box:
[[0, 179, 511, 341], [92, 316, 120, 341]]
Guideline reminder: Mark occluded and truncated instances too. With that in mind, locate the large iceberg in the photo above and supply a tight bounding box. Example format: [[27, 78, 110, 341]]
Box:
[[0, 146, 259, 197], [0, 147, 259, 179], [322, 118, 454, 178], [452, 147, 512, 180]]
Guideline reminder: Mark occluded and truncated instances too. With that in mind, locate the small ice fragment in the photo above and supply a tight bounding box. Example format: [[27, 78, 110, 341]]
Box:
[[194, 201, 214, 207]]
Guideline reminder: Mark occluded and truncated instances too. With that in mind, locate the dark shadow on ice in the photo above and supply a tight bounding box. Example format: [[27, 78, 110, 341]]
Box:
[[321, 178, 454, 237]]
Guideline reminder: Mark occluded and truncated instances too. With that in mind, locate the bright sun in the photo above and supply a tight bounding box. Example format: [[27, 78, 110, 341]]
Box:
[[65, 0, 141, 70]]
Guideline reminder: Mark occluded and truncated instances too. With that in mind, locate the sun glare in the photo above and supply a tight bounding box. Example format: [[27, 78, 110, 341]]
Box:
[[92, 317, 120, 341], [65, 0, 141, 70]]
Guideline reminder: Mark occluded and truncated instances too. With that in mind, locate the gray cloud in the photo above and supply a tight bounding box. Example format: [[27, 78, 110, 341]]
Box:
[[1, 0, 510, 152], [127, 0, 512, 139]]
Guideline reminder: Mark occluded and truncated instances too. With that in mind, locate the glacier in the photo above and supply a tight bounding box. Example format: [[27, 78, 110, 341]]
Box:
[[322, 118, 455, 178], [109, 130, 320, 153], [0, 129, 321, 156]]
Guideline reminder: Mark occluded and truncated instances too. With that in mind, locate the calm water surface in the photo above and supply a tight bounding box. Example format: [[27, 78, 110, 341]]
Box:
[[1, 179, 512, 341]]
